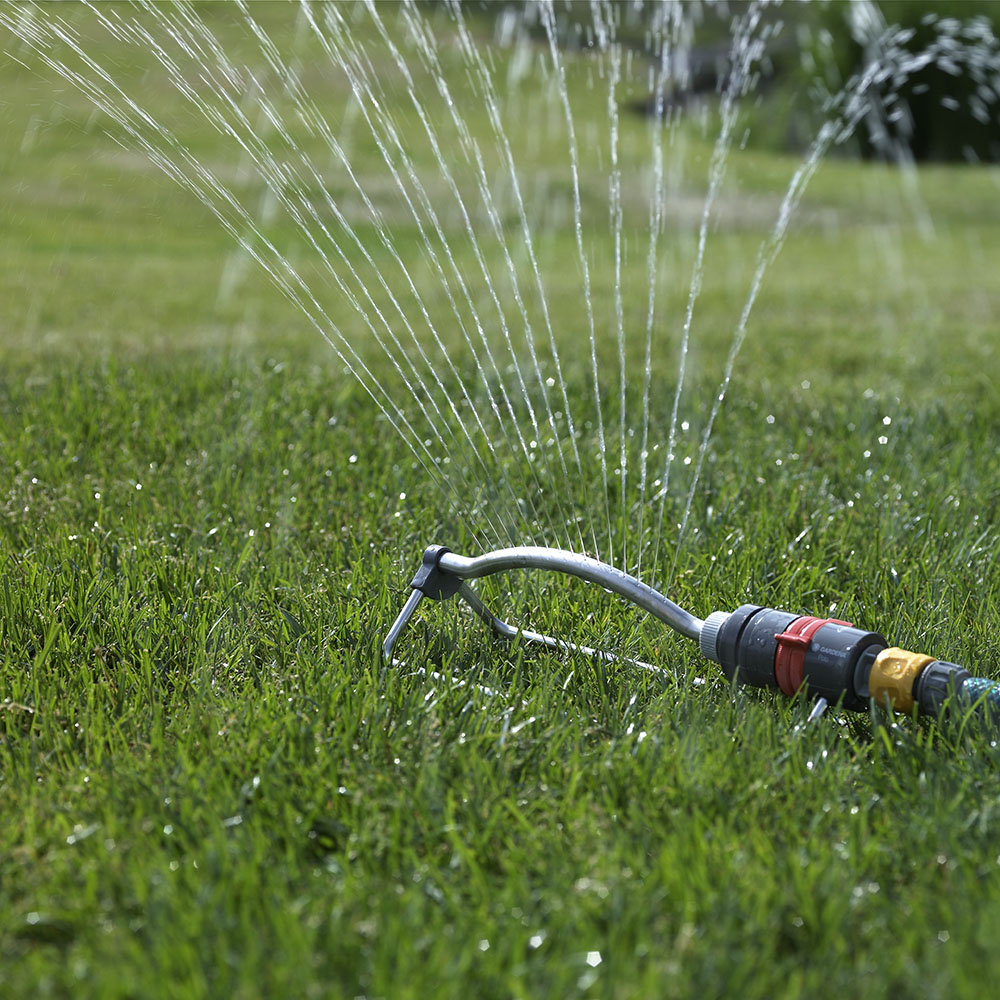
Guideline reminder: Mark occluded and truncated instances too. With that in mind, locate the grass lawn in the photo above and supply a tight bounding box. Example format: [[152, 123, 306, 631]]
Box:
[[2, 4, 1000, 997]]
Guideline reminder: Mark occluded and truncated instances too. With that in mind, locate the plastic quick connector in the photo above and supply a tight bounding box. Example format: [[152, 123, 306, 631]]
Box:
[[864, 650, 1000, 722], [867, 647, 934, 713], [714, 604, 887, 710]]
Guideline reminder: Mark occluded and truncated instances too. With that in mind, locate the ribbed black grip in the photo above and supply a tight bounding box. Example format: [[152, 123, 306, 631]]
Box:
[[914, 660, 1000, 719]]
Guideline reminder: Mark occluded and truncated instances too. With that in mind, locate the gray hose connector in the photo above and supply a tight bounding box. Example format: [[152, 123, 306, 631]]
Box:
[[699, 611, 730, 663]]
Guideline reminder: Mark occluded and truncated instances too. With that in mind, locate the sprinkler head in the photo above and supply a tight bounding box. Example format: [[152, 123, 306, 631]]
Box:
[[384, 544, 999, 725]]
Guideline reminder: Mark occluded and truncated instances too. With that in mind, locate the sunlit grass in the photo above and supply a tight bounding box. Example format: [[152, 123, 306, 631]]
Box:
[[2, 5, 1000, 997]]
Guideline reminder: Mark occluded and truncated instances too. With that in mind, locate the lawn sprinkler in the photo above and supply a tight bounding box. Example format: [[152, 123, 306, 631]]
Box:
[[384, 544, 1000, 723]]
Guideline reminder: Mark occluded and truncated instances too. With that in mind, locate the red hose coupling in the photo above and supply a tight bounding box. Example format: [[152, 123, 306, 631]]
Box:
[[774, 616, 852, 697]]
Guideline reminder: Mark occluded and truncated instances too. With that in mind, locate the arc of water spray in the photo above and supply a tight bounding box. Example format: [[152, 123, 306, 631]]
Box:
[[362, 0, 582, 553], [321, 2, 560, 546], [9, 1, 998, 588], [6, 2, 497, 546], [539, 0, 614, 562]]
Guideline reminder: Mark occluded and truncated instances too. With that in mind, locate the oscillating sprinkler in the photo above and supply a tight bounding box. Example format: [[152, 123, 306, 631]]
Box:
[[384, 544, 1000, 723]]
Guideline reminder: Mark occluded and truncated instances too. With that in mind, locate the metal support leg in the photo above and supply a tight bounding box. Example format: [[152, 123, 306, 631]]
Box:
[[382, 589, 425, 662], [457, 583, 665, 676]]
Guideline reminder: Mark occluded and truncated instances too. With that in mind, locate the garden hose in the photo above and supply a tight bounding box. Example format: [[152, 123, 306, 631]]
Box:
[[384, 544, 1000, 722]]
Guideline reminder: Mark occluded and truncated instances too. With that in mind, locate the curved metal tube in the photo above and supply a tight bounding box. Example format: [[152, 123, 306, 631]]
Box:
[[437, 546, 704, 641]]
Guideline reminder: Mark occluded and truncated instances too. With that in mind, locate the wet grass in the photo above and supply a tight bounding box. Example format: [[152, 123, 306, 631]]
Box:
[[4, 363, 1000, 999], [4, 5, 1000, 998]]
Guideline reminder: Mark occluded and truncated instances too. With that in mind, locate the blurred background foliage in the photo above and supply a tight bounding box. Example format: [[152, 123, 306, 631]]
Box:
[[812, 0, 1000, 162], [459, 0, 1000, 162]]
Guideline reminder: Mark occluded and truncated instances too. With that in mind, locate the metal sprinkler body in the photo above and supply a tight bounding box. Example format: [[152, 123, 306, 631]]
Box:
[[384, 544, 1000, 724]]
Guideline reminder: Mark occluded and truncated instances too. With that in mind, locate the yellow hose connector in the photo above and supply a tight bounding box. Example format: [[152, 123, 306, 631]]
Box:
[[869, 647, 935, 712]]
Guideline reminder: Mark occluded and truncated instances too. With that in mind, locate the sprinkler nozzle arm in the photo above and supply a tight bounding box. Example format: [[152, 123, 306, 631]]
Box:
[[700, 604, 999, 720], [382, 544, 702, 664]]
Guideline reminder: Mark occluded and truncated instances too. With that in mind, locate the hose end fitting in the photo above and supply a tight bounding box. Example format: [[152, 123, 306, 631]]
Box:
[[913, 658, 973, 717], [868, 647, 934, 712]]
